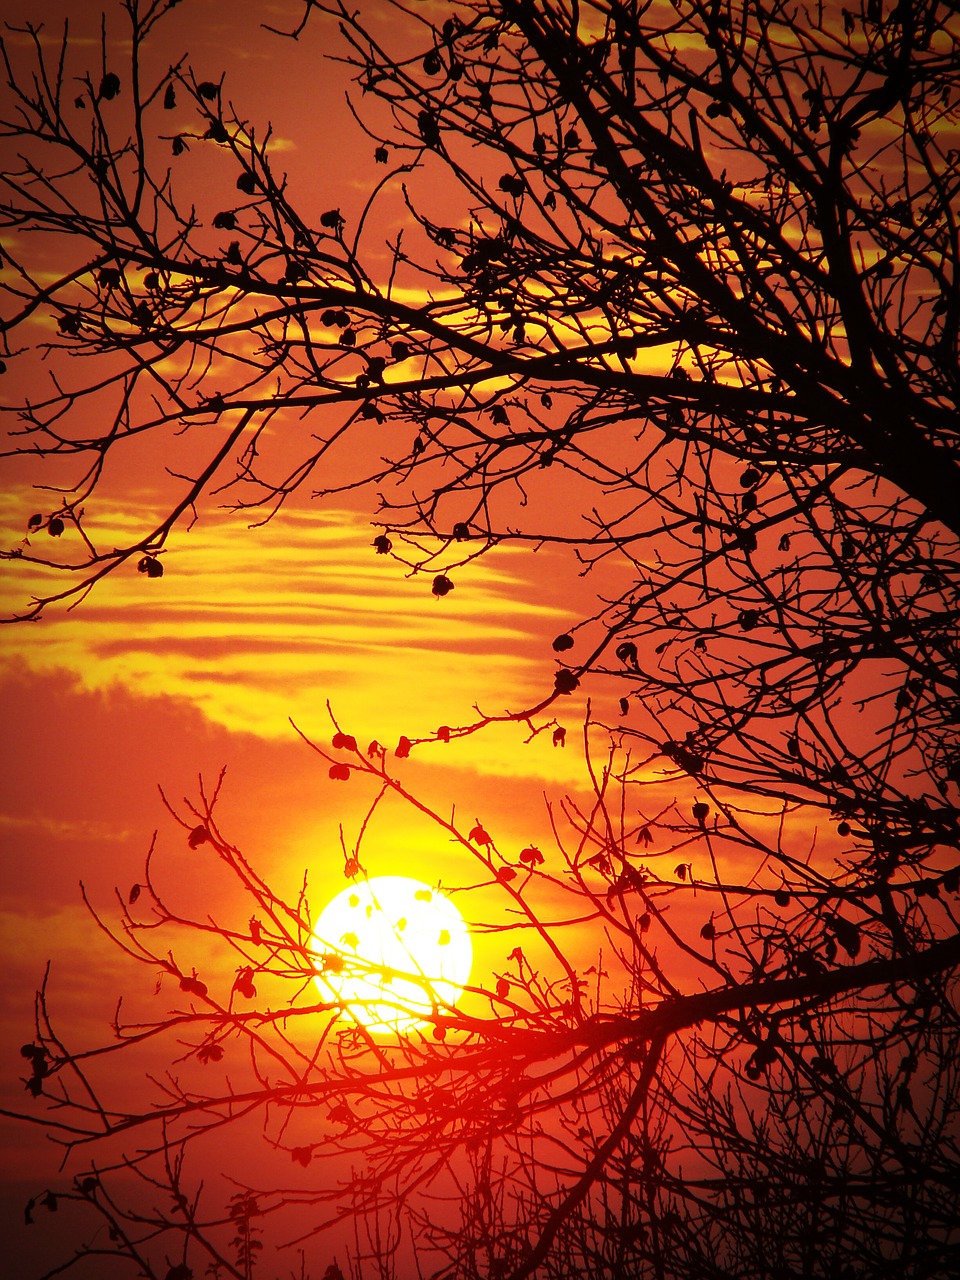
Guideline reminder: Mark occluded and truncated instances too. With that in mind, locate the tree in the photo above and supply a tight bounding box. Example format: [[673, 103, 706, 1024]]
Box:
[[3, 0, 959, 1277]]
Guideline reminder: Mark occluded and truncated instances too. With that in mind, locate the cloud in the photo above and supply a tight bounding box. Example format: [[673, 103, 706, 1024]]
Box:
[[1, 498, 589, 780], [0, 813, 132, 843]]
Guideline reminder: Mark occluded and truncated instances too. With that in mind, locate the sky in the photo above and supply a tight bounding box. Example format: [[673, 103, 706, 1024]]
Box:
[[2, 1, 926, 1274], [0, 2, 636, 1272]]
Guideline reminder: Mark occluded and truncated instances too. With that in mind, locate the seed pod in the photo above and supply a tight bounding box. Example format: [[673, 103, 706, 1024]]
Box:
[[554, 669, 579, 694]]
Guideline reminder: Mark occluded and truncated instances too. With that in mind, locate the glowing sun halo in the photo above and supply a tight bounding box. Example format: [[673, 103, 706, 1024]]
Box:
[[312, 876, 472, 1032]]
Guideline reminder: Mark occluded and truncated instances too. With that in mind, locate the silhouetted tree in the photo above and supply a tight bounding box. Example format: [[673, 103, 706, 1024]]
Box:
[[3, 1, 959, 1278]]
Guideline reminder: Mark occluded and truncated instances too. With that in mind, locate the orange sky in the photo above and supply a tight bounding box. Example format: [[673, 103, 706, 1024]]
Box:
[[0, 2, 862, 1273], [0, 5, 655, 1271]]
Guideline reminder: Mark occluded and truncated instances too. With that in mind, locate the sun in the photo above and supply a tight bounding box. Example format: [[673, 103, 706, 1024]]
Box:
[[312, 876, 472, 1033]]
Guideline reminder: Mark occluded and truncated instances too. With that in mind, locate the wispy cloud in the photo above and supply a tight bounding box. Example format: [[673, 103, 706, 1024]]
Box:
[[0, 813, 132, 842], [1, 498, 585, 779]]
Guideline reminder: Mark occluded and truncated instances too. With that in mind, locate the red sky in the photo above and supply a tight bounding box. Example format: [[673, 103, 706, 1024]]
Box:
[[0, 2, 879, 1274], [0, 3, 648, 1271]]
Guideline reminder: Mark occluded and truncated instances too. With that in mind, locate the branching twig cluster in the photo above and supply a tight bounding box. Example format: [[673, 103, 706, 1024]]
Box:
[[2, 1, 959, 1277]]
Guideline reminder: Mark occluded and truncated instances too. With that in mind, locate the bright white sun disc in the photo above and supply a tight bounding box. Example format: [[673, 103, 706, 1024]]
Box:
[[312, 876, 472, 1032]]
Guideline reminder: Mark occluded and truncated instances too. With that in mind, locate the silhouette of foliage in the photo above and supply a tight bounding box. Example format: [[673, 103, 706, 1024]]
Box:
[[2, 1, 959, 1277]]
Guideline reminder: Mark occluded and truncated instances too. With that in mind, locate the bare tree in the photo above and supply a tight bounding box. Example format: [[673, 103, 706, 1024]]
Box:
[[3, 1, 960, 1278]]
